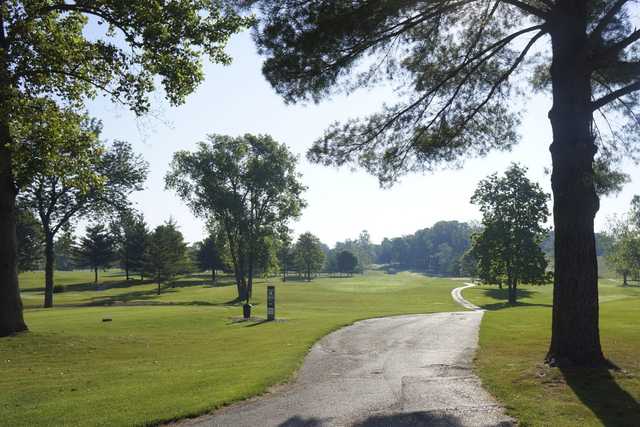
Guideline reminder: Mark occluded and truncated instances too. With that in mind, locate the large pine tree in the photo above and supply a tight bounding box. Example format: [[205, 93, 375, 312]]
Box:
[[242, 0, 640, 366]]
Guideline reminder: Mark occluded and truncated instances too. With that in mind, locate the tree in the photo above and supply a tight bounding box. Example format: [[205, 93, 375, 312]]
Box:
[[469, 164, 550, 304], [74, 224, 116, 284], [19, 138, 147, 307], [111, 210, 149, 281], [166, 134, 306, 303], [0, 1, 251, 338], [54, 226, 76, 272], [294, 232, 325, 281], [16, 205, 42, 272], [336, 250, 358, 277], [606, 198, 640, 285], [241, 0, 640, 366], [195, 234, 227, 283], [277, 229, 294, 281], [145, 220, 189, 295]]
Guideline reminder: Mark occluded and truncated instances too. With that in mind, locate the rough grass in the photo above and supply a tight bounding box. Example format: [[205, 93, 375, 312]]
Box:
[[464, 280, 640, 426], [2, 270, 461, 426]]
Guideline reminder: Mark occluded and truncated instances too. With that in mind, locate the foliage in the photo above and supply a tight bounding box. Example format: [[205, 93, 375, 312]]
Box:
[[18, 134, 147, 305], [194, 232, 228, 281], [166, 133, 306, 301], [16, 204, 43, 272], [336, 250, 358, 276], [606, 197, 640, 285], [294, 232, 325, 281], [377, 221, 475, 275], [111, 210, 149, 280], [333, 230, 375, 271], [0, 0, 252, 335], [145, 220, 189, 293], [54, 226, 76, 271], [469, 164, 550, 303], [74, 224, 116, 283]]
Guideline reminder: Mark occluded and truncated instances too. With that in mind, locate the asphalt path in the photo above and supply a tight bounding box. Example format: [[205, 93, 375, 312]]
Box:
[[173, 283, 512, 427]]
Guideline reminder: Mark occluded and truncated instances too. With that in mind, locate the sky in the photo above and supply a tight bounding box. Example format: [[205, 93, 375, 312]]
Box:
[[87, 31, 639, 247]]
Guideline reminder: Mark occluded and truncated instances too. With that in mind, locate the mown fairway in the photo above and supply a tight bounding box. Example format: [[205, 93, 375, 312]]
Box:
[[465, 280, 640, 426], [1, 270, 461, 426]]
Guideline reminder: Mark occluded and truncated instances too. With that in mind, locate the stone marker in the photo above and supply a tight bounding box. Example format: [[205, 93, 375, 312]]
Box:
[[267, 286, 275, 321]]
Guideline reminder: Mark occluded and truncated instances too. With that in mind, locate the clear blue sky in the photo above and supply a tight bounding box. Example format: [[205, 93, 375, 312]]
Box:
[[87, 31, 639, 247]]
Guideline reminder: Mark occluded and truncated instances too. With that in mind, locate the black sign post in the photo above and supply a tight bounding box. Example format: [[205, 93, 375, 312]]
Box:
[[267, 286, 275, 321]]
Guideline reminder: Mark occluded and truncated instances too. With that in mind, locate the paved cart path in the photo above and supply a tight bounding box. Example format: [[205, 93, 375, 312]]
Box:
[[173, 284, 512, 427]]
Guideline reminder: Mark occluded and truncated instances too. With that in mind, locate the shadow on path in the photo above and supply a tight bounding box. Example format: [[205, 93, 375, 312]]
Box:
[[561, 366, 640, 426]]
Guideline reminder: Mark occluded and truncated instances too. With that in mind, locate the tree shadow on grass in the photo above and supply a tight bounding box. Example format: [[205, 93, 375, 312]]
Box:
[[22, 278, 154, 293], [560, 365, 640, 426], [477, 287, 552, 311]]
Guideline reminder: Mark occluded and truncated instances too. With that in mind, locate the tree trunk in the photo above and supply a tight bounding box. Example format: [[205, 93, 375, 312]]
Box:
[[212, 268, 216, 283], [44, 232, 55, 308], [0, 11, 27, 336], [94, 267, 98, 284], [125, 266, 129, 281], [623, 271, 628, 287], [546, 4, 605, 366], [0, 134, 27, 336]]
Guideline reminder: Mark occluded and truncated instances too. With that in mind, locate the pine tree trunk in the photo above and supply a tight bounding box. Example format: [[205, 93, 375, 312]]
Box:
[[44, 232, 55, 308], [212, 269, 216, 283], [125, 266, 129, 281], [546, 4, 605, 366], [94, 267, 98, 284]]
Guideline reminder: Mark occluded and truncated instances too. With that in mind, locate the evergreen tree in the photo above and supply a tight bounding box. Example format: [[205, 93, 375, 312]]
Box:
[[75, 224, 116, 284], [112, 210, 148, 281], [145, 220, 188, 295]]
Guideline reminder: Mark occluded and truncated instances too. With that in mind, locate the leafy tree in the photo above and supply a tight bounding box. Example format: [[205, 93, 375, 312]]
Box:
[[145, 220, 189, 295], [195, 234, 227, 283], [241, 0, 640, 366], [166, 134, 306, 303], [16, 205, 42, 272], [277, 229, 294, 281], [336, 250, 358, 277], [0, 0, 251, 338], [54, 226, 76, 271], [111, 210, 149, 281], [469, 164, 550, 304], [606, 198, 640, 285], [294, 232, 325, 281], [74, 224, 116, 284], [19, 137, 147, 307]]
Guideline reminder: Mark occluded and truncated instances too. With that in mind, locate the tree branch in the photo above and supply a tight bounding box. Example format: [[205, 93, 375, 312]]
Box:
[[502, 0, 548, 19], [589, 0, 632, 42], [591, 80, 640, 110]]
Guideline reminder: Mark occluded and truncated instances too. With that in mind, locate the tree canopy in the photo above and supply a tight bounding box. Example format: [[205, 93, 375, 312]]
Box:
[[469, 164, 550, 304], [1, 0, 252, 337], [294, 232, 325, 281], [19, 136, 147, 307], [166, 133, 306, 302]]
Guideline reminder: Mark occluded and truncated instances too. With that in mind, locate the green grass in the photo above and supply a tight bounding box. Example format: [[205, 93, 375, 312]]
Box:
[[1, 270, 460, 426], [464, 280, 640, 426]]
